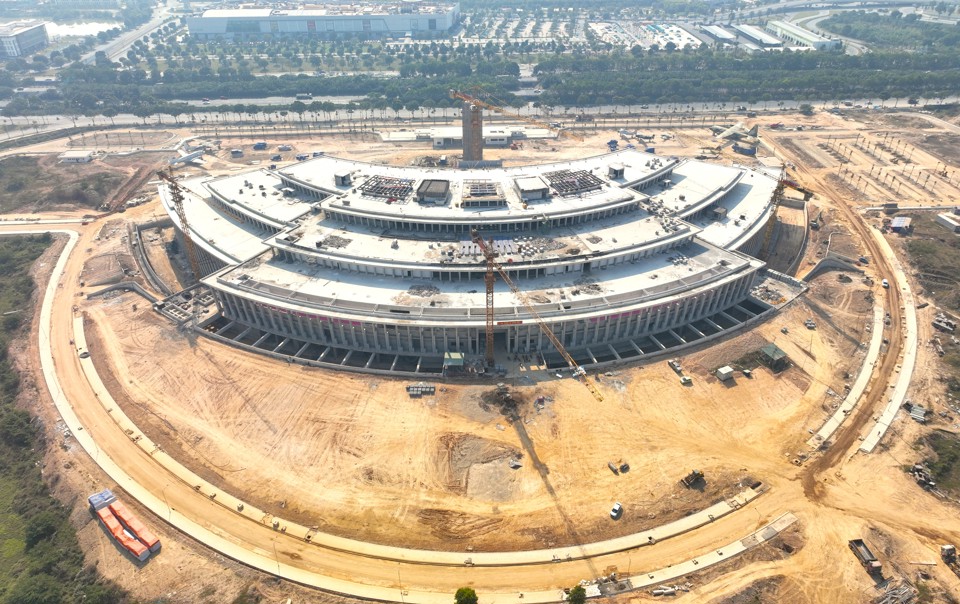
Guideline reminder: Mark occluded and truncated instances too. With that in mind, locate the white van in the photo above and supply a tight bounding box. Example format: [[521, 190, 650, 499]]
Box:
[[881, 279, 889, 289]]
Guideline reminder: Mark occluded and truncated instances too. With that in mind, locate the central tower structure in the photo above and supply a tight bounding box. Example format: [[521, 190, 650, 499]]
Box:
[[461, 101, 483, 162]]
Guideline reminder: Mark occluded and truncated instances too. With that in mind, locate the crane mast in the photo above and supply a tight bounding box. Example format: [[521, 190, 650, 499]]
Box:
[[471, 229, 603, 402], [158, 170, 201, 283]]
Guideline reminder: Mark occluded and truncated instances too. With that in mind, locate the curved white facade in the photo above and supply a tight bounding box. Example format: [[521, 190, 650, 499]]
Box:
[[160, 150, 780, 373]]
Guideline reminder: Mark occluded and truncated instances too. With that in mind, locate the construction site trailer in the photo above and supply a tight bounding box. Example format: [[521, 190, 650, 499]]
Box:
[[88, 488, 116, 511]]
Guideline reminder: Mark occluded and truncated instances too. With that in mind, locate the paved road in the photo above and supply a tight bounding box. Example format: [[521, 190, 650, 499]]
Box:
[[80, 12, 174, 66]]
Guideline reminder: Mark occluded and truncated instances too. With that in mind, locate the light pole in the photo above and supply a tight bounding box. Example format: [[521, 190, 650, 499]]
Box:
[[161, 484, 171, 520]]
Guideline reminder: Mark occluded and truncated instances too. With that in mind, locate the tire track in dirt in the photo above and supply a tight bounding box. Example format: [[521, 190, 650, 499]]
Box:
[[780, 156, 905, 503]]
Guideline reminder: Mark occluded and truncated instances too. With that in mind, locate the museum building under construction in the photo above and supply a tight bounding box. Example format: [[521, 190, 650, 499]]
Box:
[[158, 149, 786, 374]]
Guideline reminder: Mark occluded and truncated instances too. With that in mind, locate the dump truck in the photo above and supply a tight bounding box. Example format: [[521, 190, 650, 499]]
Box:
[[848, 539, 882, 575], [942, 544, 960, 577]]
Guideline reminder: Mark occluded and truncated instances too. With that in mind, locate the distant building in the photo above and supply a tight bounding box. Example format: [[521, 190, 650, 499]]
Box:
[[0, 20, 48, 57], [890, 216, 912, 233], [58, 150, 95, 163], [767, 20, 841, 51], [701, 25, 737, 45], [186, 1, 460, 40], [731, 23, 782, 48], [936, 212, 960, 233], [48, 0, 121, 8]]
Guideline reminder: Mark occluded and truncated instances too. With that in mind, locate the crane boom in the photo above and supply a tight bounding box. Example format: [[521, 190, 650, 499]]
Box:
[[471, 229, 603, 402], [450, 89, 584, 142]]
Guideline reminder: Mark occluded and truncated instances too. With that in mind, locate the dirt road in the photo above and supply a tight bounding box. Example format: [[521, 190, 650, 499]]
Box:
[[6, 111, 960, 602]]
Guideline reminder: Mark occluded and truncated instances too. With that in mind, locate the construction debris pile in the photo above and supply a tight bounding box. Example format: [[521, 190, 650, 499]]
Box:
[[871, 581, 915, 604], [752, 283, 787, 305], [518, 235, 565, 253], [573, 277, 603, 295], [933, 313, 957, 333], [904, 401, 927, 424], [318, 235, 352, 249], [651, 584, 691, 597], [909, 463, 936, 488], [491, 383, 520, 420], [408, 284, 441, 297]]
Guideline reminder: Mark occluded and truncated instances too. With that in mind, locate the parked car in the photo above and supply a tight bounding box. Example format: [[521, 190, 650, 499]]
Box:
[[610, 502, 622, 519]]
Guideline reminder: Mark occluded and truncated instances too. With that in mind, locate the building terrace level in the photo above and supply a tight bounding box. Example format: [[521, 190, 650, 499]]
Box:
[[160, 149, 782, 370], [270, 211, 694, 280], [272, 150, 676, 230]]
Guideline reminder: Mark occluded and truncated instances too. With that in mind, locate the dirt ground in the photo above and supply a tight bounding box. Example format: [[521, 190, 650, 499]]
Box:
[[9, 107, 960, 602], [67, 114, 868, 592]]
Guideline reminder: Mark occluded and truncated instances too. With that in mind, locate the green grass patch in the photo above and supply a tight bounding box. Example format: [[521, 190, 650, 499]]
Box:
[[903, 213, 960, 395], [0, 234, 127, 604], [904, 212, 960, 312], [924, 431, 960, 495], [0, 155, 126, 213]]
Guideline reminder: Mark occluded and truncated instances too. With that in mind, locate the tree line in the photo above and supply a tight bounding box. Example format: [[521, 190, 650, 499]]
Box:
[[3, 46, 957, 119], [820, 10, 960, 51]]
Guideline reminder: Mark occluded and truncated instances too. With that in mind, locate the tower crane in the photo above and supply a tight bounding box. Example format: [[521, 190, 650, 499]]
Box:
[[471, 229, 604, 403], [157, 170, 201, 282], [449, 89, 584, 142]]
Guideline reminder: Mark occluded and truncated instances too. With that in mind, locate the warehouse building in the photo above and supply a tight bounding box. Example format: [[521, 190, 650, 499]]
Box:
[[159, 150, 783, 374], [767, 20, 841, 51], [936, 212, 960, 233], [186, 1, 460, 40], [731, 23, 782, 48], [700, 25, 737, 45]]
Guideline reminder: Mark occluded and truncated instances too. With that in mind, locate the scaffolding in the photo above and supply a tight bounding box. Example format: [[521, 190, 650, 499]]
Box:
[[359, 175, 414, 200], [543, 169, 605, 196]]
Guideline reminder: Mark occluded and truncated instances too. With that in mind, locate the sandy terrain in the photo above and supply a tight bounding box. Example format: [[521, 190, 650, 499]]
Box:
[[6, 107, 960, 602]]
